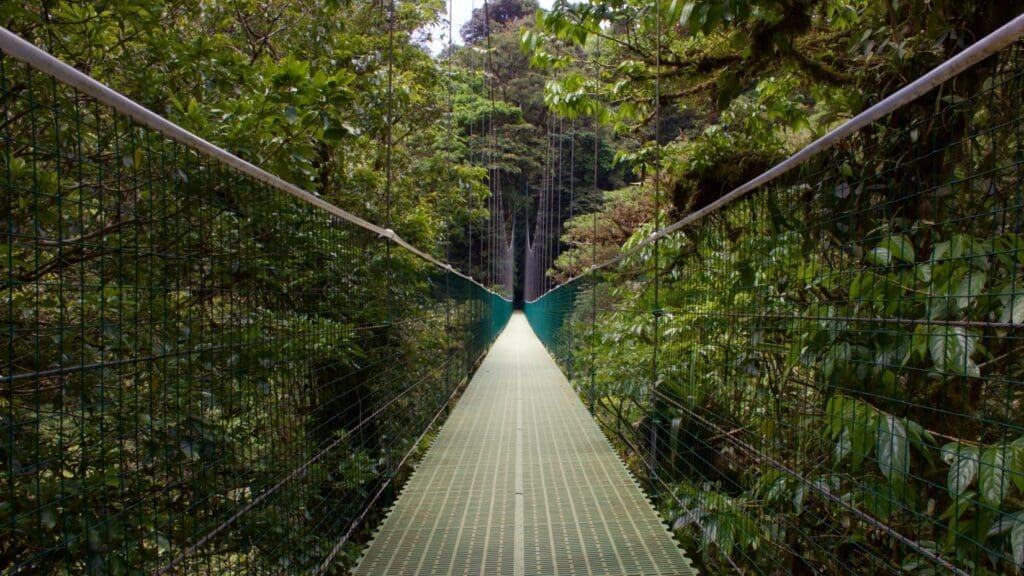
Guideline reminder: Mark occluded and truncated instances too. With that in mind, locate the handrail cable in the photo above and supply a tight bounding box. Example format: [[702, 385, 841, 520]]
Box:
[[0, 26, 506, 297]]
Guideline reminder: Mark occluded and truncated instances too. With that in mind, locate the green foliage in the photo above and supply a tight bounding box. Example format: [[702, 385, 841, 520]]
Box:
[[668, 482, 762, 562], [528, 3, 1024, 571], [0, 1, 520, 573]]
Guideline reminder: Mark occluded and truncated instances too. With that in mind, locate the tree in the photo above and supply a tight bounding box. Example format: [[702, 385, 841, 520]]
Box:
[[460, 0, 539, 45]]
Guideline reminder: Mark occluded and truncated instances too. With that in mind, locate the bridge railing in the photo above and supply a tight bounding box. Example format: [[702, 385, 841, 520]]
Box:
[[528, 14, 1024, 576], [0, 29, 511, 574]]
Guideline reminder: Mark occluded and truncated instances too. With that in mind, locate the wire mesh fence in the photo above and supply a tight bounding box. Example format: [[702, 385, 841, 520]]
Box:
[[527, 34, 1024, 576], [0, 44, 511, 574]]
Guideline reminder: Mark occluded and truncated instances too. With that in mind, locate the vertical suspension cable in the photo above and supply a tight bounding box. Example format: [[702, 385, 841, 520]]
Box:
[[545, 113, 553, 295], [466, 0, 475, 279], [526, 180, 533, 302], [556, 116, 564, 273], [445, 0, 454, 408], [483, 0, 497, 299], [384, 0, 395, 228], [569, 119, 575, 225], [382, 0, 397, 500], [550, 117, 557, 293], [547, 113, 552, 296], [541, 116, 547, 298], [649, 0, 662, 491], [536, 116, 543, 300], [535, 116, 543, 301], [478, 37, 487, 284], [567, 118, 574, 378], [539, 117, 545, 299], [590, 36, 601, 411], [483, 17, 503, 295]]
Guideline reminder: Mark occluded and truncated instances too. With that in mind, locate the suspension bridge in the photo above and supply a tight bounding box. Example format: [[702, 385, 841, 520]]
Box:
[[3, 7, 1024, 576]]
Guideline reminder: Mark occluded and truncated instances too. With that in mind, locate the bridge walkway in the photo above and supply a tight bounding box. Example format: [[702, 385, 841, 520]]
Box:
[[352, 313, 695, 576]]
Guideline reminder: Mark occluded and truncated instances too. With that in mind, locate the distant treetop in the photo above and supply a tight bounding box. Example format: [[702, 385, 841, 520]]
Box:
[[461, 0, 539, 45]]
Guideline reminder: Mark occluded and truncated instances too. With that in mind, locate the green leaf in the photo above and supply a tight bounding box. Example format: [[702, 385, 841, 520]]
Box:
[[876, 414, 909, 483], [792, 484, 806, 514], [979, 445, 1010, 506], [943, 443, 979, 496], [679, 1, 696, 26], [851, 404, 877, 469], [999, 294, 1024, 325], [928, 326, 979, 377], [834, 427, 851, 464], [915, 263, 932, 283], [904, 418, 936, 467], [880, 235, 915, 264], [911, 324, 930, 360], [954, 271, 986, 310], [938, 490, 976, 521], [867, 246, 892, 266], [826, 395, 854, 439], [322, 126, 350, 141], [1012, 441, 1024, 493], [988, 515, 1016, 537], [663, 0, 685, 25], [1012, 515, 1024, 568]]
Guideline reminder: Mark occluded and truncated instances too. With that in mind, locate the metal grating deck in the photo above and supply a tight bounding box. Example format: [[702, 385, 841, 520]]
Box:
[[351, 313, 695, 576]]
